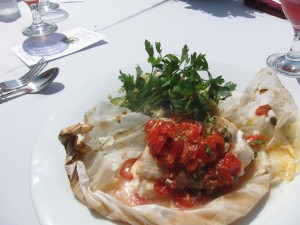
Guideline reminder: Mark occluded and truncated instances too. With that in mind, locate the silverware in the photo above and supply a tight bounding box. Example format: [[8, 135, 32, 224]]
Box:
[[0, 67, 59, 100], [0, 58, 47, 91]]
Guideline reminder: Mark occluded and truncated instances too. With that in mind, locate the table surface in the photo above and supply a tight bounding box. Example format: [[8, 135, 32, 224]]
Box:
[[1, 1, 300, 225]]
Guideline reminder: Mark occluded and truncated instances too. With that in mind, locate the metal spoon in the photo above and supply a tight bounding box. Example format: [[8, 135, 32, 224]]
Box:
[[0, 67, 59, 100]]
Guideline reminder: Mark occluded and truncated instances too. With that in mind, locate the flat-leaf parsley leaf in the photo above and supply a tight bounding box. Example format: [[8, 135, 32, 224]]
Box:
[[111, 40, 236, 121]]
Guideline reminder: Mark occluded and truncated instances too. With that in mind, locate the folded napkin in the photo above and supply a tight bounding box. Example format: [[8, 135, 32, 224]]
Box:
[[244, 0, 286, 19]]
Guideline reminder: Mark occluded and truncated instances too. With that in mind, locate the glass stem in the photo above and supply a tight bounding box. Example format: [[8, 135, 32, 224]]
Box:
[[29, 4, 43, 25], [287, 28, 300, 61]]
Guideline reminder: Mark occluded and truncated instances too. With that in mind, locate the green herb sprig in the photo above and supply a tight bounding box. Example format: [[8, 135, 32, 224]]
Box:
[[111, 40, 236, 121]]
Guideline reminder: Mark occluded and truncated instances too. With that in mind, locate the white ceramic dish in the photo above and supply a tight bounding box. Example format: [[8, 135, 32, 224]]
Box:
[[30, 61, 300, 225]]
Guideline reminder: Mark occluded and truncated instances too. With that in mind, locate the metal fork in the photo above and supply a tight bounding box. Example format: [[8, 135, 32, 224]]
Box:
[[0, 58, 47, 91]]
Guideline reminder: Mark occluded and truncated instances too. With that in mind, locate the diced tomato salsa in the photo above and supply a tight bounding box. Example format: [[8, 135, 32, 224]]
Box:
[[145, 119, 231, 171], [118, 118, 243, 209]]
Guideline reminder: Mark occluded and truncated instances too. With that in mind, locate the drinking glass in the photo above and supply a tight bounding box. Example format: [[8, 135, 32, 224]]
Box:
[[39, 0, 59, 13], [22, 0, 57, 37], [39, 0, 68, 23], [267, 0, 300, 77]]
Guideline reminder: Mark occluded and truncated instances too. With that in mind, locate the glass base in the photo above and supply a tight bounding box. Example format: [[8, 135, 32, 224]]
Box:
[[267, 53, 300, 78], [22, 21, 57, 37]]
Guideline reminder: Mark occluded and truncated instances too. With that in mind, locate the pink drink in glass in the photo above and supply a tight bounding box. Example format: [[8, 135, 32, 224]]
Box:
[[23, 0, 39, 6], [281, 0, 300, 28], [266, 0, 300, 77]]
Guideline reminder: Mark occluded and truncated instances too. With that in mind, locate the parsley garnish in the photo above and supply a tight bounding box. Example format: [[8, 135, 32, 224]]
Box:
[[111, 40, 236, 121]]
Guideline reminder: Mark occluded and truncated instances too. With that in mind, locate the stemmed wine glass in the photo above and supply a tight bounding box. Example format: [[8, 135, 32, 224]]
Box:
[[267, 0, 300, 77], [22, 0, 57, 37], [38, 0, 59, 15], [39, 0, 68, 23]]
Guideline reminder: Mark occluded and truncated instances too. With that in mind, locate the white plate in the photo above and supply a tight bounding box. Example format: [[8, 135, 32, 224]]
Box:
[[30, 61, 300, 225]]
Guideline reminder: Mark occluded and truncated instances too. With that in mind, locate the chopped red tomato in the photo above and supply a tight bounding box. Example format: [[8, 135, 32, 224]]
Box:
[[221, 152, 242, 177], [177, 121, 204, 142], [145, 120, 176, 155], [119, 157, 139, 181], [207, 134, 225, 158], [201, 153, 242, 191], [255, 104, 271, 116], [245, 134, 265, 147], [179, 138, 203, 164], [216, 153, 242, 187], [185, 158, 199, 171], [144, 119, 156, 132], [155, 139, 183, 168], [196, 133, 225, 164]]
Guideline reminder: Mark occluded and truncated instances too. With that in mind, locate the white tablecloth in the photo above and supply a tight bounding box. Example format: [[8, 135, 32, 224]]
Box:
[[1, 0, 299, 225]]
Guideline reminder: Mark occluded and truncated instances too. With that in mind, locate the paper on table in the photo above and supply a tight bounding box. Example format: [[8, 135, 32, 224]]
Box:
[[11, 27, 105, 66]]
